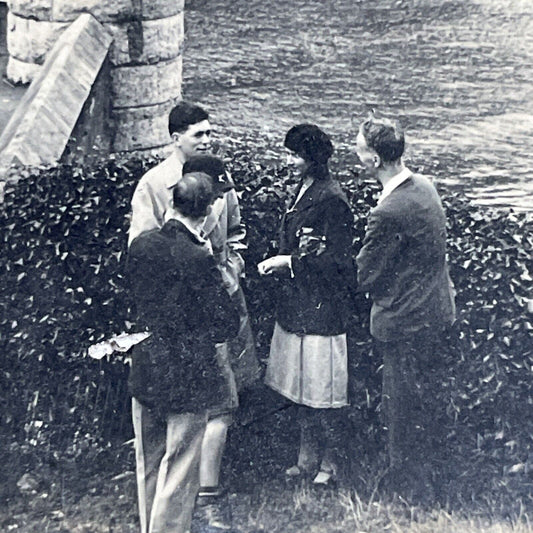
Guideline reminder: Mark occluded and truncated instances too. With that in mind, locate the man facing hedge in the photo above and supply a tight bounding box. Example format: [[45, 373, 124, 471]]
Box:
[[355, 116, 456, 501], [128, 102, 258, 532], [128, 172, 240, 533]]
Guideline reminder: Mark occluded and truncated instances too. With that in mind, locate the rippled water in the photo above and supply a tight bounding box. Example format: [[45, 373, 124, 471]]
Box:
[[184, 0, 532, 211]]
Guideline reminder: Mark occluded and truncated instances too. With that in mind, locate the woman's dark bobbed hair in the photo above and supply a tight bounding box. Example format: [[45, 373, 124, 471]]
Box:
[[284, 124, 334, 164], [284, 124, 333, 180]]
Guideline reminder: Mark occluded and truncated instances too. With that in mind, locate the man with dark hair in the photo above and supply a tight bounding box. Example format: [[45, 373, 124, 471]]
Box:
[[168, 102, 210, 137], [355, 116, 456, 501], [129, 101, 213, 244], [128, 172, 239, 533], [129, 105, 257, 532]]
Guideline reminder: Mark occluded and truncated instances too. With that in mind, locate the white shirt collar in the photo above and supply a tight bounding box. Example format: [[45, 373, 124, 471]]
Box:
[[164, 209, 211, 250], [378, 167, 412, 205]]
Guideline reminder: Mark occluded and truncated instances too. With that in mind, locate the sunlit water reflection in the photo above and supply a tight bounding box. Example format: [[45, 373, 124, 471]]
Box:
[[184, 0, 532, 211]]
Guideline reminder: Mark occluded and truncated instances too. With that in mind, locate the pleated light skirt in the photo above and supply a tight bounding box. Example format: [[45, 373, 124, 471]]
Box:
[[265, 322, 348, 408]]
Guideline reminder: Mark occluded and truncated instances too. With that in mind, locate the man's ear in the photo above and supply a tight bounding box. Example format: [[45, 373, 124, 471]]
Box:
[[373, 154, 381, 168], [171, 131, 181, 145]]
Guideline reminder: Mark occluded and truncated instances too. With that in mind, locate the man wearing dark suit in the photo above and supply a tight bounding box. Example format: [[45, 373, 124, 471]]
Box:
[[128, 172, 239, 533], [129, 105, 257, 531], [355, 116, 456, 500]]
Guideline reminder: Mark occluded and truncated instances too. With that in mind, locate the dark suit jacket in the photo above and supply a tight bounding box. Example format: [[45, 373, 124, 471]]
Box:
[[356, 173, 455, 342], [127, 219, 239, 414], [275, 176, 356, 336]]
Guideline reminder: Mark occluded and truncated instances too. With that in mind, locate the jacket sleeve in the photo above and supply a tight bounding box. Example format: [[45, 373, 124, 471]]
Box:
[[127, 235, 169, 332], [291, 197, 354, 283], [356, 207, 403, 299], [224, 187, 247, 279], [128, 182, 161, 247], [204, 257, 241, 342]]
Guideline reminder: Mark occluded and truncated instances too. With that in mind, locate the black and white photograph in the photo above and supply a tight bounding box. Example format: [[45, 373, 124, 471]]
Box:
[[0, 0, 532, 531]]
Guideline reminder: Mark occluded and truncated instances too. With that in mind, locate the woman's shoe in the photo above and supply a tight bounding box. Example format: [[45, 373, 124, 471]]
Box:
[[312, 470, 334, 486], [284, 463, 315, 478], [285, 465, 303, 477], [312, 460, 337, 487], [312, 470, 337, 488]]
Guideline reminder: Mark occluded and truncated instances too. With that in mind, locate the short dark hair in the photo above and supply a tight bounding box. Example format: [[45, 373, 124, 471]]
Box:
[[168, 102, 209, 135], [360, 117, 404, 163], [172, 172, 214, 219], [284, 124, 334, 165], [183, 155, 225, 182], [183, 155, 234, 196]]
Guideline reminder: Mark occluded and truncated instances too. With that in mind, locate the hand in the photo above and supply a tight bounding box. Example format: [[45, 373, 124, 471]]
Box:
[[257, 255, 291, 276], [219, 265, 240, 295]]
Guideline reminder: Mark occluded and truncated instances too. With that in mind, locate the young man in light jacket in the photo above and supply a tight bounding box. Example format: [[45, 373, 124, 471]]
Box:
[[129, 102, 257, 532]]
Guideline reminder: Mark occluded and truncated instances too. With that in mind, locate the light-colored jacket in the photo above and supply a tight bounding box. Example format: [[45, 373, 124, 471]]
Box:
[[128, 152, 246, 291]]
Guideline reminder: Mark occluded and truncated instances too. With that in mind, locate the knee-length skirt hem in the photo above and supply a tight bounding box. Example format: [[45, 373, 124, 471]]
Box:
[[264, 322, 348, 409]]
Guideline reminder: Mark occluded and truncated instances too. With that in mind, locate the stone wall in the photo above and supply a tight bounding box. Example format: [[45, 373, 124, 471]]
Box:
[[6, 0, 184, 152]]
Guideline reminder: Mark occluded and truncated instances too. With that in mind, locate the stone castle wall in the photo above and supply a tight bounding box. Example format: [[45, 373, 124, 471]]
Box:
[[6, 0, 184, 152]]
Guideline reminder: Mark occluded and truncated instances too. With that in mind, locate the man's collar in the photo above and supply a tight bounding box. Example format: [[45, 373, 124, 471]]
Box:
[[164, 150, 186, 189], [378, 167, 412, 205], [163, 210, 208, 245]]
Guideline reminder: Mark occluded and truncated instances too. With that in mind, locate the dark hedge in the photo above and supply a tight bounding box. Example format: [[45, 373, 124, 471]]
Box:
[[0, 152, 531, 493]]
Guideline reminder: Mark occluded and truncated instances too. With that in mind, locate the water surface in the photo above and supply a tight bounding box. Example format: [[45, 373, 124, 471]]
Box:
[[184, 0, 533, 211]]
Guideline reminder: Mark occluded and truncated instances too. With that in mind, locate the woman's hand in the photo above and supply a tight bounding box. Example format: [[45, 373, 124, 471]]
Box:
[[257, 255, 291, 276]]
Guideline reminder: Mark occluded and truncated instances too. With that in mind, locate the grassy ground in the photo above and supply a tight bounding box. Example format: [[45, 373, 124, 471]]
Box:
[[2, 399, 532, 533], [3, 468, 532, 532]]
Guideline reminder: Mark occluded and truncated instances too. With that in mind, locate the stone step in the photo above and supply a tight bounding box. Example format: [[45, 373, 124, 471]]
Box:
[[0, 13, 112, 171]]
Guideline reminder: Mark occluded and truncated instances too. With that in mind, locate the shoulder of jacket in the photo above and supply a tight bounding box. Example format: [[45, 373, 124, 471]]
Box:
[[129, 228, 167, 255], [320, 186, 351, 211], [312, 180, 346, 203], [371, 198, 403, 222], [409, 173, 441, 193], [134, 157, 174, 191], [168, 229, 210, 257]]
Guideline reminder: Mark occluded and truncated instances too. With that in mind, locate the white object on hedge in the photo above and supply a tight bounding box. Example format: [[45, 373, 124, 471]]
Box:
[[88, 332, 151, 360]]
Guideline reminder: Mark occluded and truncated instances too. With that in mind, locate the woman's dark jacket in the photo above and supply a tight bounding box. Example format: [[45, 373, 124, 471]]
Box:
[[127, 219, 239, 414], [276, 175, 356, 336]]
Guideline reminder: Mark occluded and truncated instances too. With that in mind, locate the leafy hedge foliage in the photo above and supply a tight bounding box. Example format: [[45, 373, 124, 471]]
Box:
[[0, 151, 531, 491]]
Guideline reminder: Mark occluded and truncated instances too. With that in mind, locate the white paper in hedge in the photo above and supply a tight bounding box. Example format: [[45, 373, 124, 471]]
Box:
[[88, 332, 151, 360]]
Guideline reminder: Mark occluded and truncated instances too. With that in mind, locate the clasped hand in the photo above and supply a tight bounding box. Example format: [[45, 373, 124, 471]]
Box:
[[257, 255, 291, 276]]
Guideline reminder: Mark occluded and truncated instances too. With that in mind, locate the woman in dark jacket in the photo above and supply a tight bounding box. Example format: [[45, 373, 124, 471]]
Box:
[[258, 124, 355, 485]]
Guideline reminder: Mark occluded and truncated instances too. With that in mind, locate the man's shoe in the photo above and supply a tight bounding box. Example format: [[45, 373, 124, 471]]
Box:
[[312, 458, 337, 487], [194, 491, 233, 532]]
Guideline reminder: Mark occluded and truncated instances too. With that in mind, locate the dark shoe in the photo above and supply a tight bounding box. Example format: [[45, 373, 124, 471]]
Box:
[[193, 491, 233, 532], [380, 463, 435, 506]]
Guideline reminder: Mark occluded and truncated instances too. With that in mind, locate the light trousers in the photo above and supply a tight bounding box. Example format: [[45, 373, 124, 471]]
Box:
[[132, 398, 208, 533]]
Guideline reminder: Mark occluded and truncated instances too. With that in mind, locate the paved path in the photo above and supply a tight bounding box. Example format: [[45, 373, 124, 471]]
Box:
[[183, 0, 533, 211]]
